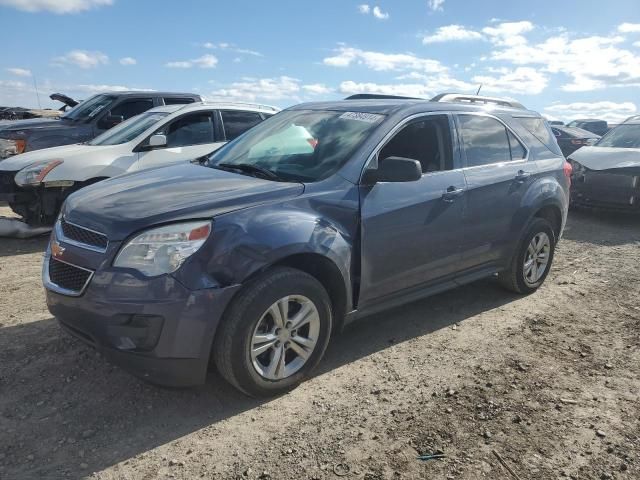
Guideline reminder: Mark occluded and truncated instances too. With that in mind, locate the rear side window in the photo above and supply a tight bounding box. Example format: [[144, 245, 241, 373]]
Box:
[[517, 117, 562, 155], [164, 97, 196, 105], [508, 130, 527, 159], [165, 112, 214, 147], [458, 115, 512, 167], [221, 110, 264, 140], [110, 98, 154, 120]]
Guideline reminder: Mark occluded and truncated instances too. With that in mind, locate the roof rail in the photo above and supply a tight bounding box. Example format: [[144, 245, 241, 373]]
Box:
[[430, 93, 526, 110], [200, 100, 280, 112], [344, 94, 422, 101]]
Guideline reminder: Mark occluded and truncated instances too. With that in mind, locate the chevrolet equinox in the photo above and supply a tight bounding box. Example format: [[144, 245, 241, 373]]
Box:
[[43, 95, 570, 397]]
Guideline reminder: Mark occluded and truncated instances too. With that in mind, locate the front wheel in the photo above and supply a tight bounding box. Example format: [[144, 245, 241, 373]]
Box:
[[213, 267, 332, 397], [498, 218, 556, 294]]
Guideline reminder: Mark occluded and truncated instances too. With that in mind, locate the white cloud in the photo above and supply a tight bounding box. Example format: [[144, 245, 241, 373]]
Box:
[[472, 67, 548, 95], [372, 6, 389, 20], [427, 0, 444, 11], [0, 0, 112, 13], [618, 23, 640, 33], [544, 101, 637, 123], [52, 50, 108, 68], [166, 54, 218, 69], [357, 4, 388, 20], [6, 67, 32, 77], [488, 31, 640, 91], [302, 83, 332, 95], [73, 84, 154, 94], [323, 46, 446, 73], [635, 41, 640, 48], [201, 42, 262, 57], [119, 57, 136, 66], [339, 74, 475, 99], [482, 21, 534, 46], [423, 25, 483, 44], [208, 76, 301, 102]]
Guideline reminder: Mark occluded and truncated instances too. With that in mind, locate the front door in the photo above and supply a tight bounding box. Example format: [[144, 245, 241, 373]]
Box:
[[137, 111, 224, 169], [359, 114, 467, 308]]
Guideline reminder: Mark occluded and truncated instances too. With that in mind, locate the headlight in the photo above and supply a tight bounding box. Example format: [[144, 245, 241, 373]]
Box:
[[0, 138, 26, 159], [569, 160, 586, 176], [15, 159, 63, 186], [114, 221, 212, 276]]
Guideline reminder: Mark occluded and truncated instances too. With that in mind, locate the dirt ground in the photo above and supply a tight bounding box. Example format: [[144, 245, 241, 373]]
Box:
[[0, 205, 638, 480]]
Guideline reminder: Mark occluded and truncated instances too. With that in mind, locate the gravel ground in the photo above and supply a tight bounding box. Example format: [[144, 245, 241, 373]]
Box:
[[0, 206, 638, 480]]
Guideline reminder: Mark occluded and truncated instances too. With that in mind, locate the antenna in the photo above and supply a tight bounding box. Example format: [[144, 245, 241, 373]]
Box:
[[476, 84, 482, 95], [32, 74, 42, 109]]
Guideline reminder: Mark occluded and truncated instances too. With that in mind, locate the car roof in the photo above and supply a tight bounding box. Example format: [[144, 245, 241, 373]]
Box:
[[102, 91, 199, 97], [570, 119, 607, 124], [552, 125, 600, 137], [147, 101, 281, 115], [287, 99, 541, 117]]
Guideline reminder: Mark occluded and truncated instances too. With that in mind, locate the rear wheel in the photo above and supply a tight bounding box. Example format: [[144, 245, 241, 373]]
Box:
[[213, 267, 332, 397], [498, 218, 556, 294]]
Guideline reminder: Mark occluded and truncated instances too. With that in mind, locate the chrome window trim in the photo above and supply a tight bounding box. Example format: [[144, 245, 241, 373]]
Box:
[[56, 217, 108, 253], [359, 111, 463, 182], [43, 254, 95, 297], [455, 111, 530, 169]]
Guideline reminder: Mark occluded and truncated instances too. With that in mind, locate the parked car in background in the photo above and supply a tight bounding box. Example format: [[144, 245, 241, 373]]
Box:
[[43, 94, 569, 396], [0, 91, 201, 160], [566, 119, 609, 136], [0, 102, 278, 225], [551, 125, 600, 157], [568, 115, 640, 212], [548, 120, 565, 126]]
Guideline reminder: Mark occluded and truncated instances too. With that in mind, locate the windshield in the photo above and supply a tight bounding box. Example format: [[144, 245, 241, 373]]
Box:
[[596, 124, 640, 149], [207, 109, 384, 182], [88, 111, 169, 146], [62, 94, 116, 122]]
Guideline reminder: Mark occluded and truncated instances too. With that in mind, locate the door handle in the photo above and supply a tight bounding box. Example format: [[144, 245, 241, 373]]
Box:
[[515, 170, 531, 183], [442, 186, 465, 202]]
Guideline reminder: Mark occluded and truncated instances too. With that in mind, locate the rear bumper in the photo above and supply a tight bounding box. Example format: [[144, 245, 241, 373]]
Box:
[[45, 253, 241, 387]]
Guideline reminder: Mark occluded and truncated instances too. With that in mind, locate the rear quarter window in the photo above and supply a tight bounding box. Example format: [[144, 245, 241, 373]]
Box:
[[516, 117, 563, 156]]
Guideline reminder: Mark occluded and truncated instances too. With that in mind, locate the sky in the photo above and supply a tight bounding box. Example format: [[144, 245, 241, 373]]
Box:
[[1, 0, 639, 123]]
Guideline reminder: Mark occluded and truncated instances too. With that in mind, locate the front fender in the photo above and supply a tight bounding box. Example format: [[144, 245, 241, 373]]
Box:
[[45, 155, 136, 183]]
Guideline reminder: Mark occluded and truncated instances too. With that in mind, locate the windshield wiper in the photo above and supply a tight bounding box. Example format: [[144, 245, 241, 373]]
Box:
[[217, 162, 282, 181]]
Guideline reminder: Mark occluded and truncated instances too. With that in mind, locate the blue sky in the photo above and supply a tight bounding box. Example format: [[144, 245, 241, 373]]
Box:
[[1, 0, 639, 122]]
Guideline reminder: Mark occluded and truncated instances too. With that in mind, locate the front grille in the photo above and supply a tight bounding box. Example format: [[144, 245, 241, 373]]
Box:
[[48, 257, 93, 294], [60, 218, 108, 251]]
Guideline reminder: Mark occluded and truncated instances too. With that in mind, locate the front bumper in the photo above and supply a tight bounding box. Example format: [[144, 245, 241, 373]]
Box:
[[44, 244, 241, 387], [571, 169, 640, 212]]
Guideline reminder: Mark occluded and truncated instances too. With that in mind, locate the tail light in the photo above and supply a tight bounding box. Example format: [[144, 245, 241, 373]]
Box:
[[563, 161, 573, 188]]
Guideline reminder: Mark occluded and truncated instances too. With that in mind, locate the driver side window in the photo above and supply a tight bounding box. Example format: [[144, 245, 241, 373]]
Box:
[[379, 115, 454, 173]]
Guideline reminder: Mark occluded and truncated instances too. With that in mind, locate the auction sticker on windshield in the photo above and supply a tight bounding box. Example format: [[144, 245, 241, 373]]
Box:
[[339, 112, 384, 123]]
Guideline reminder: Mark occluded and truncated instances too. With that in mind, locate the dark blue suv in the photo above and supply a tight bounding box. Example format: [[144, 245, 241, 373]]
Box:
[[43, 95, 570, 397]]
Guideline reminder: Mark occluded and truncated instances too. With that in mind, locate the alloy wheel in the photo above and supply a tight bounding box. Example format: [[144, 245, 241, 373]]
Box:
[[523, 232, 551, 286]]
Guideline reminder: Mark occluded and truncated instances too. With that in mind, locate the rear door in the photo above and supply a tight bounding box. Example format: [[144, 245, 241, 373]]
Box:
[[136, 110, 223, 169], [220, 110, 265, 141], [358, 113, 468, 307], [455, 113, 535, 272]]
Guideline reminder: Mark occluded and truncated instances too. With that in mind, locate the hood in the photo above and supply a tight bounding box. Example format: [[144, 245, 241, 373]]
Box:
[[0, 143, 100, 171], [569, 146, 640, 171], [0, 118, 63, 134], [63, 164, 304, 241], [50, 93, 79, 109]]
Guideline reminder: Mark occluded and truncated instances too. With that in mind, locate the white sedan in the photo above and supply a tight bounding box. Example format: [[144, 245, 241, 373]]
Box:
[[0, 101, 278, 225]]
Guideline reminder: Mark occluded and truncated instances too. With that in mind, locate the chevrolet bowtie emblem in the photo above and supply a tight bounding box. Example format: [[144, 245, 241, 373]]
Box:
[[51, 241, 65, 258]]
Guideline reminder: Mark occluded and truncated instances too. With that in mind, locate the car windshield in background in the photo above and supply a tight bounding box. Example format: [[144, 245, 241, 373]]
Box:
[[596, 124, 640, 149], [207, 110, 384, 182], [88, 112, 169, 146], [61, 94, 116, 122]]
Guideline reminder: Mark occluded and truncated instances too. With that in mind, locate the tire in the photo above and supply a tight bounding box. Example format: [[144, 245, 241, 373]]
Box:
[[213, 267, 333, 397], [498, 217, 556, 294]]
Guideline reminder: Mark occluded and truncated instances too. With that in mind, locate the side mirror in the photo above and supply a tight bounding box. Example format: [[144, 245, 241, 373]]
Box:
[[98, 114, 124, 129], [148, 134, 167, 148], [364, 156, 422, 184]]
